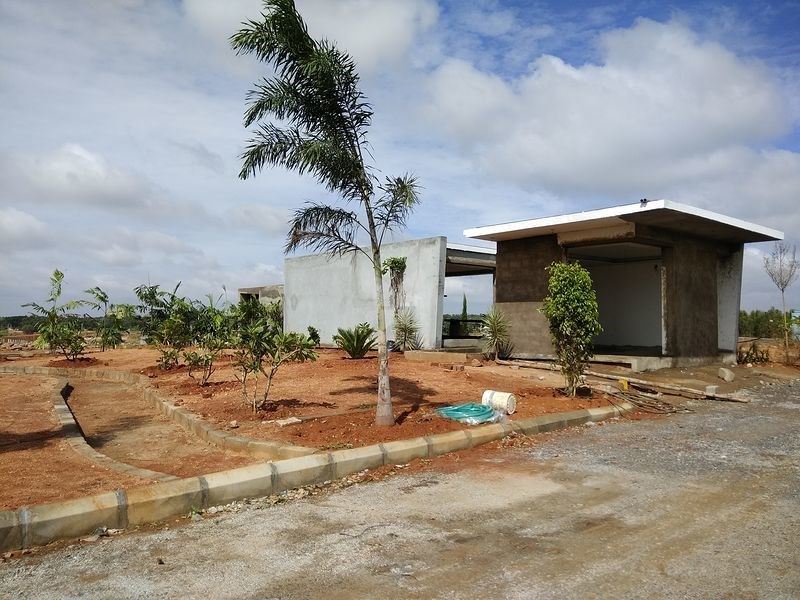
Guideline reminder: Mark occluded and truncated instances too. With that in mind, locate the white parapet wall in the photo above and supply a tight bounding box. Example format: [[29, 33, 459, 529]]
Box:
[[284, 237, 447, 349]]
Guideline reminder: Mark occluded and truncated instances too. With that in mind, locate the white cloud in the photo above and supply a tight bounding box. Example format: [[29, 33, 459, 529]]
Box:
[[228, 204, 291, 235], [0, 208, 48, 250], [184, 0, 438, 74], [423, 18, 792, 194]]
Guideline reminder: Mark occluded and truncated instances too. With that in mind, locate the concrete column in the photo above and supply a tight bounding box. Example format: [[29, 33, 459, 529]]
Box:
[[717, 244, 743, 352]]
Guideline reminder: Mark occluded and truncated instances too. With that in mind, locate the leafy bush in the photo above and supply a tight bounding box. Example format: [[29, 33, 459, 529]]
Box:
[[230, 298, 317, 412], [541, 262, 602, 396], [134, 283, 194, 369], [334, 323, 377, 358], [23, 270, 87, 361], [182, 295, 230, 385], [480, 307, 510, 361], [84, 286, 133, 351], [264, 300, 283, 331], [307, 326, 320, 346], [393, 308, 422, 351]]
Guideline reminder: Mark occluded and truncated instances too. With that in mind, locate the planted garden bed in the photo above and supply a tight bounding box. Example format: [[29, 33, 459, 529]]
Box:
[[16, 348, 612, 448]]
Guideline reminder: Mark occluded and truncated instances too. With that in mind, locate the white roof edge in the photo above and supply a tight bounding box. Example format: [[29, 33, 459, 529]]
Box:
[[446, 242, 496, 255], [463, 199, 784, 241]]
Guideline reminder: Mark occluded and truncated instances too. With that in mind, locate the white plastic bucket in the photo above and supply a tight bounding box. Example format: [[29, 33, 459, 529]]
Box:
[[481, 390, 517, 415]]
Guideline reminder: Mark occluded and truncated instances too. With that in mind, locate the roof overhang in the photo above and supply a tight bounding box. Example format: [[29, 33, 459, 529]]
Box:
[[445, 243, 496, 276], [464, 200, 783, 244]]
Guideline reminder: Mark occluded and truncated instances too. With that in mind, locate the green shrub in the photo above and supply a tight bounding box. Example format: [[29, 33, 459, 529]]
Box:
[[230, 298, 317, 412], [393, 309, 422, 351], [307, 326, 320, 346], [334, 322, 377, 358], [480, 307, 510, 361], [23, 269, 87, 361], [541, 261, 602, 396]]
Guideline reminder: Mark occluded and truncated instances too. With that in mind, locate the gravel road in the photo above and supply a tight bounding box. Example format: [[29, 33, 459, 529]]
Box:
[[1, 380, 798, 599]]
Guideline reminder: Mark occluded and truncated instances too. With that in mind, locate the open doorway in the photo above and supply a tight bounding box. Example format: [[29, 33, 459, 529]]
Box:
[[567, 242, 664, 356]]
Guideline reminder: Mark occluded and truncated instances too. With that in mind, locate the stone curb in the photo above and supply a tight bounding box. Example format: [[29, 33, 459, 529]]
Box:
[[0, 398, 632, 552], [52, 379, 177, 483], [0, 365, 317, 460]]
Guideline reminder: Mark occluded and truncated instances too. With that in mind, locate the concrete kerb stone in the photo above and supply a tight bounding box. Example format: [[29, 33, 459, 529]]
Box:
[[202, 463, 275, 506], [330, 445, 385, 479], [381, 437, 430, 464], [272, 454, 333, 492], [0, 510, 21, 552], [26, 492, 121, 548], [126, 477, 205, 526], [427, 430, 472, 456]]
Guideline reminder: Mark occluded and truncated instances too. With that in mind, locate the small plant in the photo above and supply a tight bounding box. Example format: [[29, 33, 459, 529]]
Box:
[[334, 323, 377, 359], [264, 299, 283, 331], [383, 256, 407, 313], [23, 270, 87, 361], [307, 325, 320, 346], [480, 307, 510, 361], [230, 298, 317, 412], [84, 286, 132, 351], [736, 341, 769, 364], [134, 283, 194, 369], [541, 261, 602, 397], [393, 308, 422, 351], [185, 294, 230, 385]]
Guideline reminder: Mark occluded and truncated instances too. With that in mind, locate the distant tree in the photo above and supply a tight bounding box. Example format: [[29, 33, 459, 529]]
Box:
[[461, 293, 468, 322], [231, 0, 420, 426], [763, 242, 799, 363], [542, 262, 602, 396]]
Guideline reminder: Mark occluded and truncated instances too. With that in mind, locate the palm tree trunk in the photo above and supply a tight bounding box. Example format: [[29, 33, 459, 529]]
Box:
[[363, 204, 393, 426]]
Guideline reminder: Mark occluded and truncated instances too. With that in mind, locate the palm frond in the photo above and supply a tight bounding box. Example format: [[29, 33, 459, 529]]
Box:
[[375, 174, 420, 244], [285, 202, 369, 258]]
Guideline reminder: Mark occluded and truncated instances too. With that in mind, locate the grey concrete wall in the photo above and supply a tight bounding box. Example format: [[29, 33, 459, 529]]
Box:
[[495, 301, 553, 356], [663, 237, 719, 357], [717, 245, 743, 352], [494, 235, 561, 355], [587, 260, 663, 347], [495, 235, 562, 303], [284, 237, 446, 349]]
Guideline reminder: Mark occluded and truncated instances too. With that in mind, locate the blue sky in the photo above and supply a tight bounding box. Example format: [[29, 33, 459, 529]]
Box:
[[1, 0, 799, 316]]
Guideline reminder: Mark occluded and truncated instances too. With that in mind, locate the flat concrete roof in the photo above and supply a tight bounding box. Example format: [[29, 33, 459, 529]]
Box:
[[445, 243, 496, 276], [464, 200, 783, 244]]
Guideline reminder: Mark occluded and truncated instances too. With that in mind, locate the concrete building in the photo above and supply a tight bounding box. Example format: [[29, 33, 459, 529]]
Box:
[[465, 200, 783, 369], [237, 284, 283, 305], [283, 237, 495, 349]]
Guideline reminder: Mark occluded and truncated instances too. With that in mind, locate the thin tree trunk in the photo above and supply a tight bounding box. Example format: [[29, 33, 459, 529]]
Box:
[[363, 204, 393, 426], [781, 290, 789, 364]]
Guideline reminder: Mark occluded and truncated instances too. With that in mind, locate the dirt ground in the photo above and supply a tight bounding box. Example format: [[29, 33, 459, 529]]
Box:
[[0, 375, 147, 510], [16, 348, 614, 447], [3, 379, 797, 599], [66, 381, 258, 478]]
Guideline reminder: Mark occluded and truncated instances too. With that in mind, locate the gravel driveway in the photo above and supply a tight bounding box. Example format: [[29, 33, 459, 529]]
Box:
[[1, 381, 798, 599]]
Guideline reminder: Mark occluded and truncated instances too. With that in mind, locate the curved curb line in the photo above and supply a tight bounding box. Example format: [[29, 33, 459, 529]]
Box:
[[53, 379, 177, 483], [0, 398, 633, 553], [0, 365, 316, 460]]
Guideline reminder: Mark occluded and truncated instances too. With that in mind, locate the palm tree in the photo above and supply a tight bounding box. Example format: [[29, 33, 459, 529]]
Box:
[[231, 0, 420, 426]]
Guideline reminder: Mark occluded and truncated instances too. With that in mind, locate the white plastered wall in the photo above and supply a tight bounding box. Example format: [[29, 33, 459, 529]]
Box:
[[586, 260, 663, 347], [284, 237, 446, 349]]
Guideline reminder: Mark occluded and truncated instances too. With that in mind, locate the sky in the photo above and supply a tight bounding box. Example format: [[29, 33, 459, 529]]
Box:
[[1, 0, 799, 316]]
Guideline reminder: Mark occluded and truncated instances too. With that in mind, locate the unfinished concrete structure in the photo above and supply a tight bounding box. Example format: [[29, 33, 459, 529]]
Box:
[[237, 284, 283, 305], [283, 237, 495, 349], [465, 200, 782, 369]]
